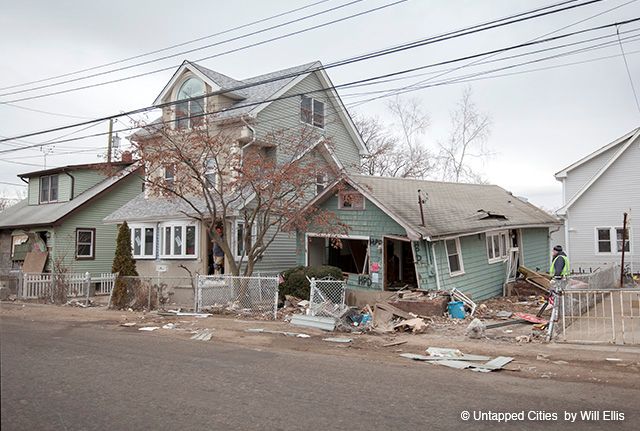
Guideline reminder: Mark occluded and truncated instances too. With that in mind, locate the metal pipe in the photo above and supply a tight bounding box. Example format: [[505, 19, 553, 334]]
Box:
[[620, 212, 628, 287]]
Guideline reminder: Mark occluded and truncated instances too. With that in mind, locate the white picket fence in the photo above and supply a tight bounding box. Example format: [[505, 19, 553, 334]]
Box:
[[19, 272, 117, 299]]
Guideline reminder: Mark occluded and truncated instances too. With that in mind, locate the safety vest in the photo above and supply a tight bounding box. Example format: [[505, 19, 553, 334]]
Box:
[[549, 255, 570, 277]]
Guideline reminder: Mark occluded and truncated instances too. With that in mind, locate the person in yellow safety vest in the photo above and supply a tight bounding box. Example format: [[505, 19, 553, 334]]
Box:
[[549, 245, 570, 279]]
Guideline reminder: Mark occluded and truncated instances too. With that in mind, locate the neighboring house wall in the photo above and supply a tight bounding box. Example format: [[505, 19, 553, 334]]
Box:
[[254, 73, 362, 172], [52, 174, 143, 273], [565, 143, 639, 271], [0, 230, 12, 269], [563, 145, 620, 199]]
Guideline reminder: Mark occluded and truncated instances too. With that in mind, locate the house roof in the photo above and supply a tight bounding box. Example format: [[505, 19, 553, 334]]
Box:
[[18, 161, 136, 178], [134, 60, 368, 155], [306, 174, 560, 240], [0, 163, 141, 230], [554, 127, 639, 178], [556, 127, 640, 215]]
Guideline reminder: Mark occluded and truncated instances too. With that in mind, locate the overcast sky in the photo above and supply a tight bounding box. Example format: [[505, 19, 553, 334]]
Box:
[[1, 0, 639, 209]]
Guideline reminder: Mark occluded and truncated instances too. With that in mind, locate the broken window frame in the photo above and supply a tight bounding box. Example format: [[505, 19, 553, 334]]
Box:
[[338, 191, 365, 210], [486, 230, 509, 263], [445, 237, 464, 277]]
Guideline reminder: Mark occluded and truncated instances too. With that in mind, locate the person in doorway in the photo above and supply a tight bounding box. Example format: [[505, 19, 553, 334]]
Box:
[[549, 245, 570, 279], [212, 225, 225, 275]]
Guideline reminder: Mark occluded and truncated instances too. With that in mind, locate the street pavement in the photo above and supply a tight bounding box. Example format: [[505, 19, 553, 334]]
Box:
[[1, 316, 638, 431]]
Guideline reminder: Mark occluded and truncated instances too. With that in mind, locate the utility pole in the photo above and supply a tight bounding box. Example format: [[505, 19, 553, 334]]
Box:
[[107, 119, 113, 164], [620, 212, 628, 287]]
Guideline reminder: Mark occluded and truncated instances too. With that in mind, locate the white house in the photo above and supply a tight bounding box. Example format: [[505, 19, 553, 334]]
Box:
[[555, 127, 639, 273]]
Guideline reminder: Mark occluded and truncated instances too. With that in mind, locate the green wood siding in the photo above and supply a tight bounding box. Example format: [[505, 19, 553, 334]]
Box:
[[52, 174, 142, 274], [27, 178, 39, 205], [254, 73, 362, 172], [72, 169, 108, 196], [522, 227, 550, 272]]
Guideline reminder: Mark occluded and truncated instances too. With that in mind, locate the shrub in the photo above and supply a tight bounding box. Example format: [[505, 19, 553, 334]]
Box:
[[111, 222, 138, 309], [279, 265, 343, 300]]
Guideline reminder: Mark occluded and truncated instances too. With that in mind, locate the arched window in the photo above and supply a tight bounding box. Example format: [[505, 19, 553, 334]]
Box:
[[175, 77, 205, 129]]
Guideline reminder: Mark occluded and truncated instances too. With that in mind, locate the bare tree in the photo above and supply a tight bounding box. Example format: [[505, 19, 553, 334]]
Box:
[[132, 121, 347, 276], [436, 87, 492, 183], [356, 97, 433, 178]]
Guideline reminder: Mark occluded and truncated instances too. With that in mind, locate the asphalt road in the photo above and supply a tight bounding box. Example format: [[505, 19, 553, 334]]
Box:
[[1, 317, 638, 431]]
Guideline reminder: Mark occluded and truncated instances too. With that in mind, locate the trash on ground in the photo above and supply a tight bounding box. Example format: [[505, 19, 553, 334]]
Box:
[[447, 301, 466, 319], [162, 323, 176, 329], [513, 312, 547, 324], [465, 318, 486, 339], [393, 317, 427, 334], [245, 328, 311, 338], [496, 310, 513, 319], [450, 288, 477, 316], [138, 326, 159, 331], [400, 351, 511, 372], [382, 340, 407, 347], [323, 337, 353, 343], [120, 322, 136, 327], [165, 309, 212, 318], [190, 329, 214, 341], [605, 358, 622, 362], [290, 314, 336, 331]]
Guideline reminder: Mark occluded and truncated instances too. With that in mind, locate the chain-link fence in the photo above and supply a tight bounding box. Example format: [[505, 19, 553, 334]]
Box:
[[114, 276, 195, 310], [196, 275, 279, 318], [309, 277, 347, 317]]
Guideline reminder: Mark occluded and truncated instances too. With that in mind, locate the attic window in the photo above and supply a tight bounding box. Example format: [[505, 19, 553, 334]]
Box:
[[301, 96, 325, 129], [176, 77, 205, 129], [477, 209, 508, 220], [339, 192, 364, 210], [39, 174, 59, 203]]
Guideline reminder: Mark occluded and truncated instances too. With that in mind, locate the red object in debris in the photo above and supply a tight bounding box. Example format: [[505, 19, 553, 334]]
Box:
[[514, 312, 548, 324]]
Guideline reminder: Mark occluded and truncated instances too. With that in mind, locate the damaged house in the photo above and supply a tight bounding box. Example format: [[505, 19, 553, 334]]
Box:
[[297, 174, 560, 300]]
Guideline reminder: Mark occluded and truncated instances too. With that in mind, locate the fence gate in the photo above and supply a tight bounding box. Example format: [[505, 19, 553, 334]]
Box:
[[196, 275, 279, 319], [309, 277, 347, 317]]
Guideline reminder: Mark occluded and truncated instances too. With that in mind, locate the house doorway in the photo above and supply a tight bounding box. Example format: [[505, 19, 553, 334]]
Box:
[[506, 229, 521, 281], [383, 237, 417, 290], [306, 235, 370, 277]]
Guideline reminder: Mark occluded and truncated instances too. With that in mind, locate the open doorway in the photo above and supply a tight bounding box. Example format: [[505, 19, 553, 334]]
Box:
[[383, 237, 417, 290]]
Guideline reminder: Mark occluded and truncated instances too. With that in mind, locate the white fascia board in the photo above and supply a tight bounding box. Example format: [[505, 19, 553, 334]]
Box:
[[152, 62, 222, 106]]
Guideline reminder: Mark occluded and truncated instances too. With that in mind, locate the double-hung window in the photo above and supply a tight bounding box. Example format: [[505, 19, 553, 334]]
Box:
[[160, 222, 197, 258], [204, 158, 219, 190], [445, 238, 464, 276], [75, 228, 95, 260], [596, 227, 631, 254], [486, 231, 509, 263], [300, 96, 325, 129], [130, 224, 156, 259], [234, 220, 257, 259], [39, 175, 59, 203]]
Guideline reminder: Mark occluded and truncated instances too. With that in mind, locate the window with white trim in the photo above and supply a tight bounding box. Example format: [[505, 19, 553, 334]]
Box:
[[75, 229, 95, 259], [39, 174, 59, 203], [596, 227, 631, 254], [164, 165, 175, 188], [338, 191, 364, 210], [445, 238, 464, 276], [175, 77, 205, 129], [300, 96, 325, 128], [234, 220, 257, 259], [160, 222, 198, 258], [130, 224, 156, 259], [486, 231, 509, 263]]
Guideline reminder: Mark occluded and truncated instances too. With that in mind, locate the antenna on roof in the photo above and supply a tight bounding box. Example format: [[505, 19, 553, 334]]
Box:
[[418, 189, 427, 226]]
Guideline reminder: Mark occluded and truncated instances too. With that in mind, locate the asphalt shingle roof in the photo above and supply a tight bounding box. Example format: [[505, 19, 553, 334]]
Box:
[[0, 164, 141, 229], [346, 174, 560, 239]]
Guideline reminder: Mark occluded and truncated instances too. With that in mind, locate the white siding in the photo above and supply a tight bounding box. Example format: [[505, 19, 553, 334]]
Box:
[[564, 144, 621, 199], [566, 142, 640, 271]]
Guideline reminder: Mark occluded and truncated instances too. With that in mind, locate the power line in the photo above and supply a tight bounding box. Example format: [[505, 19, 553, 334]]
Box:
[[0, 0, 609, 145], [0, 0, 333, 91], [0, 181, 28, 187], [616, 24, 640, 114], [0, 0, 397, 100], [0, 102, 96, 119], [0, 0, 594, 104], [2, 18, 636, 155]]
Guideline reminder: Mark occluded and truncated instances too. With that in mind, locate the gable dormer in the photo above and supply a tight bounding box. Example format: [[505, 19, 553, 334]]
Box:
[[153, 61, 246, 130]]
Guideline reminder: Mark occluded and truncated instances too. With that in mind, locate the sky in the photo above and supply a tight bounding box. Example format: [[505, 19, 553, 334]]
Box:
[[1, 0, 639, 210]]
